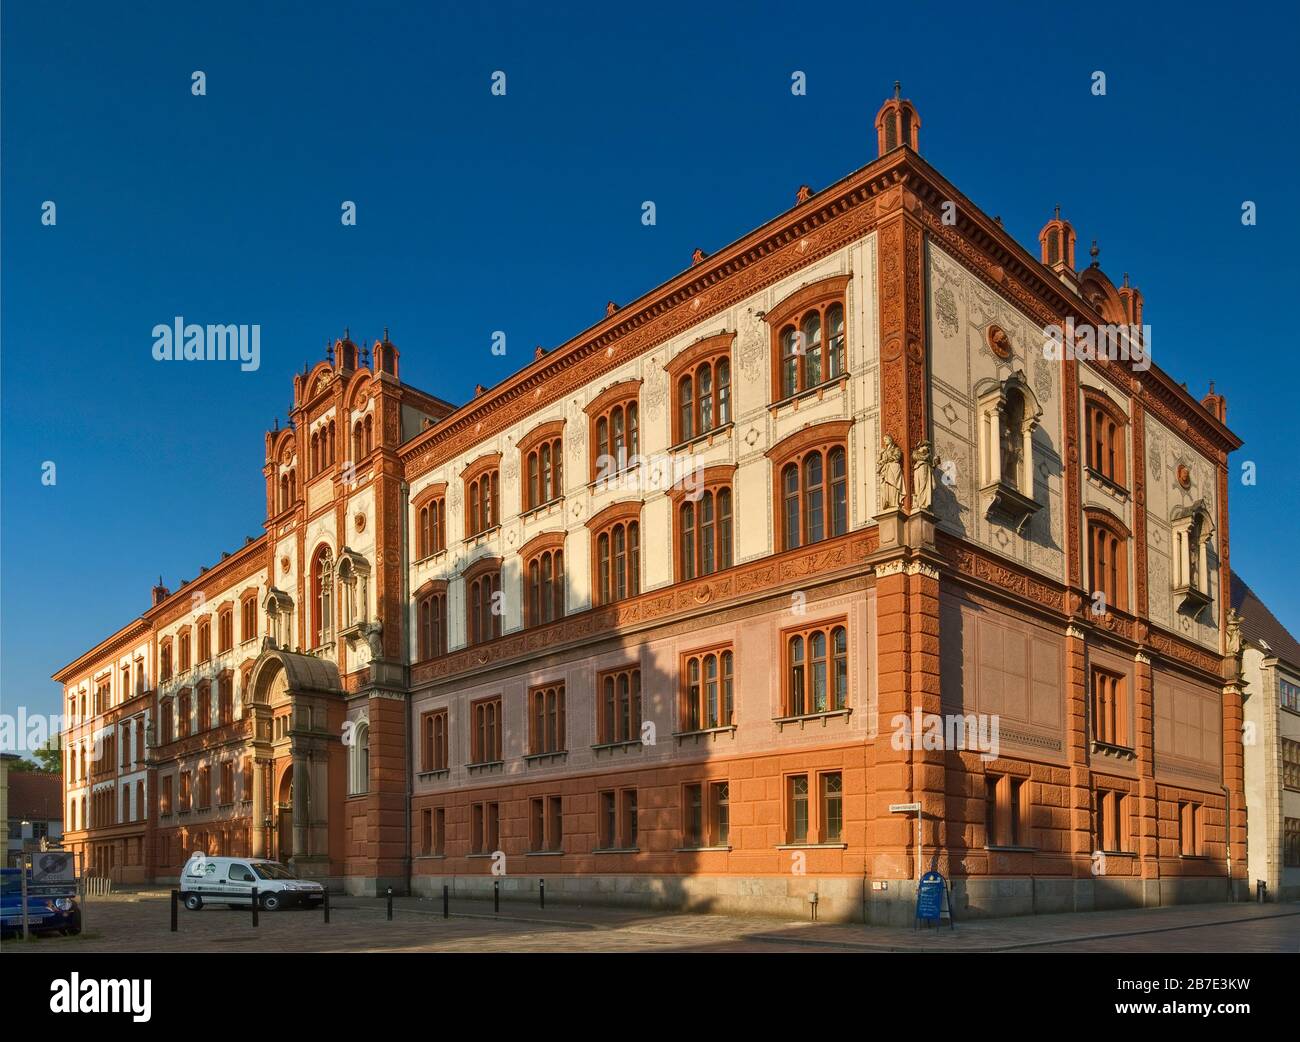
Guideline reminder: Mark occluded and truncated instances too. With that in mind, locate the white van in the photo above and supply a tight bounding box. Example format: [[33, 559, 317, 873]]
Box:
[[179, 855, 325, 911]]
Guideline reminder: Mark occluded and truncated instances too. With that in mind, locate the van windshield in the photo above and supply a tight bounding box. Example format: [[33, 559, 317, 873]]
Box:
[[251, 862, 297, 880]]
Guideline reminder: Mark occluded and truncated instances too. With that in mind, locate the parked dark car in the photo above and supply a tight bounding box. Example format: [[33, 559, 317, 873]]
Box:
[[0, 867, 82, 937]]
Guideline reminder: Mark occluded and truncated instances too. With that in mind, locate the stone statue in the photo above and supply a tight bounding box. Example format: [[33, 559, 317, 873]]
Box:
[[361, 620, 384, 660], [912, 440, 938, 512], [1226, 608, 1243, 656], [877, 436, 904, 511]]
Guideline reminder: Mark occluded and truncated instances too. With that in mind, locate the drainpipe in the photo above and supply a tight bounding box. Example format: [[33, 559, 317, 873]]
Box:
[[401, 479, 413, 897], [1221, 783, 1233, 903]]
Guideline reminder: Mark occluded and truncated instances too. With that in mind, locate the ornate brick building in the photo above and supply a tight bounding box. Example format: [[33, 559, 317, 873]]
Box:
[[56, 90, 1245, 921]]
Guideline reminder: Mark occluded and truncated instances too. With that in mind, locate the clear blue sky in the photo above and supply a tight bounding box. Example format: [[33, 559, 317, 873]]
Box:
[[3, 0, 1297, 725]]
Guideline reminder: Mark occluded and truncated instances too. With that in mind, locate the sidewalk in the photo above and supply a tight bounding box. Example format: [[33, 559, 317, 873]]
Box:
[[328, 891, 1297, 952]]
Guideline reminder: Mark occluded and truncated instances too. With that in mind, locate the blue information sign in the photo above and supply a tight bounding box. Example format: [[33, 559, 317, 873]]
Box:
[[915, 870, 947, 923]]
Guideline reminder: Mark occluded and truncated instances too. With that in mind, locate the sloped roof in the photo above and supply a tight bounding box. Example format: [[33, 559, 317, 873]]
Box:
[[1231, 572, 1300, 670], [7, 771, 62, 822]]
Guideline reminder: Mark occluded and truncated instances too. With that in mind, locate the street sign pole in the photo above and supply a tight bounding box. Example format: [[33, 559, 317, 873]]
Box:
[[20, 853, 30, 941]]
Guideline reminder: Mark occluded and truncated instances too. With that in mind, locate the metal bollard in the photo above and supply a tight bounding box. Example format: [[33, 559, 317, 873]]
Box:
[[386, 887, 393, 921], [539, 879, 545, 909], [323, 889, 330, 924], [170, 890, 178, 932], [442, 884, 449, 919], [494, 879, 500, 914], [251, 887, 259, 927]]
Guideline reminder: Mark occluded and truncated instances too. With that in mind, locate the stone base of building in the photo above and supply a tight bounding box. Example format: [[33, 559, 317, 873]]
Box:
[[402, 873, 1245, 924], [343, 874, 409, 898]]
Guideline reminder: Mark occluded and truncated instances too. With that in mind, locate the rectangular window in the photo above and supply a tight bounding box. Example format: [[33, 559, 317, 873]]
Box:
[[783, 620, 849, 716], [986, 774, 1031, 848], [421, 709, 449, 771], [179, 771, 191, 812], [711, 781, 730, 846], [1179, 801, 1202, 857], [680, 647, 735, 732], [528, 796, 565, 853], [620, 789, 638, 849], [472, 801, 500, 854], [788, 775, 809, 844], [197, 766, 211, 810], [218, 674, 234, 727], [197, 684, 211, 732], [1096, 789, 1131, 853], [1284, 738, 1300, 792], [434, 807, 446, 856], [821, 772, 843, 843], [597, 666, 641, 745], [471, 697, 502, 764], [1282, 678, 1300, 713], [599, 790, 617, 849], [1090, 667, 1129, 748], [161, 776, 173, 816], [528, 683, 566, 756], [220, 761, 234, 805], [421, 808, 433, 855], [1285, 817, 1300, 868]]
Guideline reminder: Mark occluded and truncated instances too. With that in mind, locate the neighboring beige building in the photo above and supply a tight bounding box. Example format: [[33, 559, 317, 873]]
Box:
[[1233, 572, 1300, 901]]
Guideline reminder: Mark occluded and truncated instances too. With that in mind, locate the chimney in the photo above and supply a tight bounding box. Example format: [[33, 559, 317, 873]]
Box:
[[151, 578, 169, 606]]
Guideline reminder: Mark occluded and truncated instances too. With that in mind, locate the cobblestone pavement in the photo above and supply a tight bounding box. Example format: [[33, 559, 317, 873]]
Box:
[[6, 890, 1297, 953]]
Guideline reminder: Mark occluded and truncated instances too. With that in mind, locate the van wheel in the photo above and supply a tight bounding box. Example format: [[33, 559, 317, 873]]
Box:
[[261, 893, 282, 912], [184, 894, 203, 911]]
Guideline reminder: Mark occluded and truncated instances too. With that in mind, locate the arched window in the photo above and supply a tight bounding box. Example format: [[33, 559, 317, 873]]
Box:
[[218, 607, 233, 654], [597, 666, 641, 745], [667, 334, 733, 445], [364, 414, 373, 455], [767, 424, 851, 551], [414, 485, 447, 559], [348, 720, 370, 795], [681, 647, 735, 731], [1085, 510, 1130, 612], [784, 621, 848, 716], [465, 559, 502, 645], [586, 380, 641, 481], [463, 455, 502, 538], [1083, 390, 1128, 489], [279, 474, 289, 512], [589, 504, 641, 605], [416, 582, 448, 660], [197, 619, 211, 663], [522, 534, 565, 627], [766, 277, 850, 402], [160, 641, 172, 682], [519, 421, 564, 512], [312, 545, 334, 646], [327, 420, 336, 465], [240, 593, 257, 642], [310, 431, 319, 475], [674, 468, 735, 581], [353, 419, 365, 463]]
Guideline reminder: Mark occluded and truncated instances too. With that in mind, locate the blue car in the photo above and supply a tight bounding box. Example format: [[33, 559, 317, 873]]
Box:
[[0, 867, 82, 938]]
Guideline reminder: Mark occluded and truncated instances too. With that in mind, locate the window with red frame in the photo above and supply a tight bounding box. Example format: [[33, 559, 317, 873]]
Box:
[[681, 647, 734, 731], [779, 444, 847, 550], [598, 666, 641, 745], [1085, 395, 1127, 488], [416, 586, 448, 660], [592, 513, 640, 605], [471, 697, 502, 764], [784, 621, 848, 716], [528, 683, 566, 756], [465, 465, 500, 537], [466, 565, 501, 645], [524, 544, 565, 627], [678, 486, 733, 580]]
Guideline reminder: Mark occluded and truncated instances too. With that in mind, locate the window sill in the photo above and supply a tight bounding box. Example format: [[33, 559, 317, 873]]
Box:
[[676, 845, 732, 853], [985, 845, 1036, 853], [587, 461, 641, 492], [981, 480, 1041, 535], [1179, 854, 1212, 861], [467, 760, 504, 775], [776, 843, 847, 850], [1090, 740, 1137, 761], [1084, 466, 1129, 501], [592, 739, 643, 754], [1097, 849, 1136, 857], [774, 708, 852, 731], [523, 750, 568, 765], [769, 375, 849, 415], [673, 725, 737, 745], [415, 854, 447, 861], [593, 847, 640, 855], [520, 496, 564, 521], [415, 548, 449, 567], [668, 422, 734, 456], [417, 768, 450, 781], [525, 849, 565, 857], [467, 852, 503, 860], [463, 525, 501, 547], [346, 790, 370, 800]]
